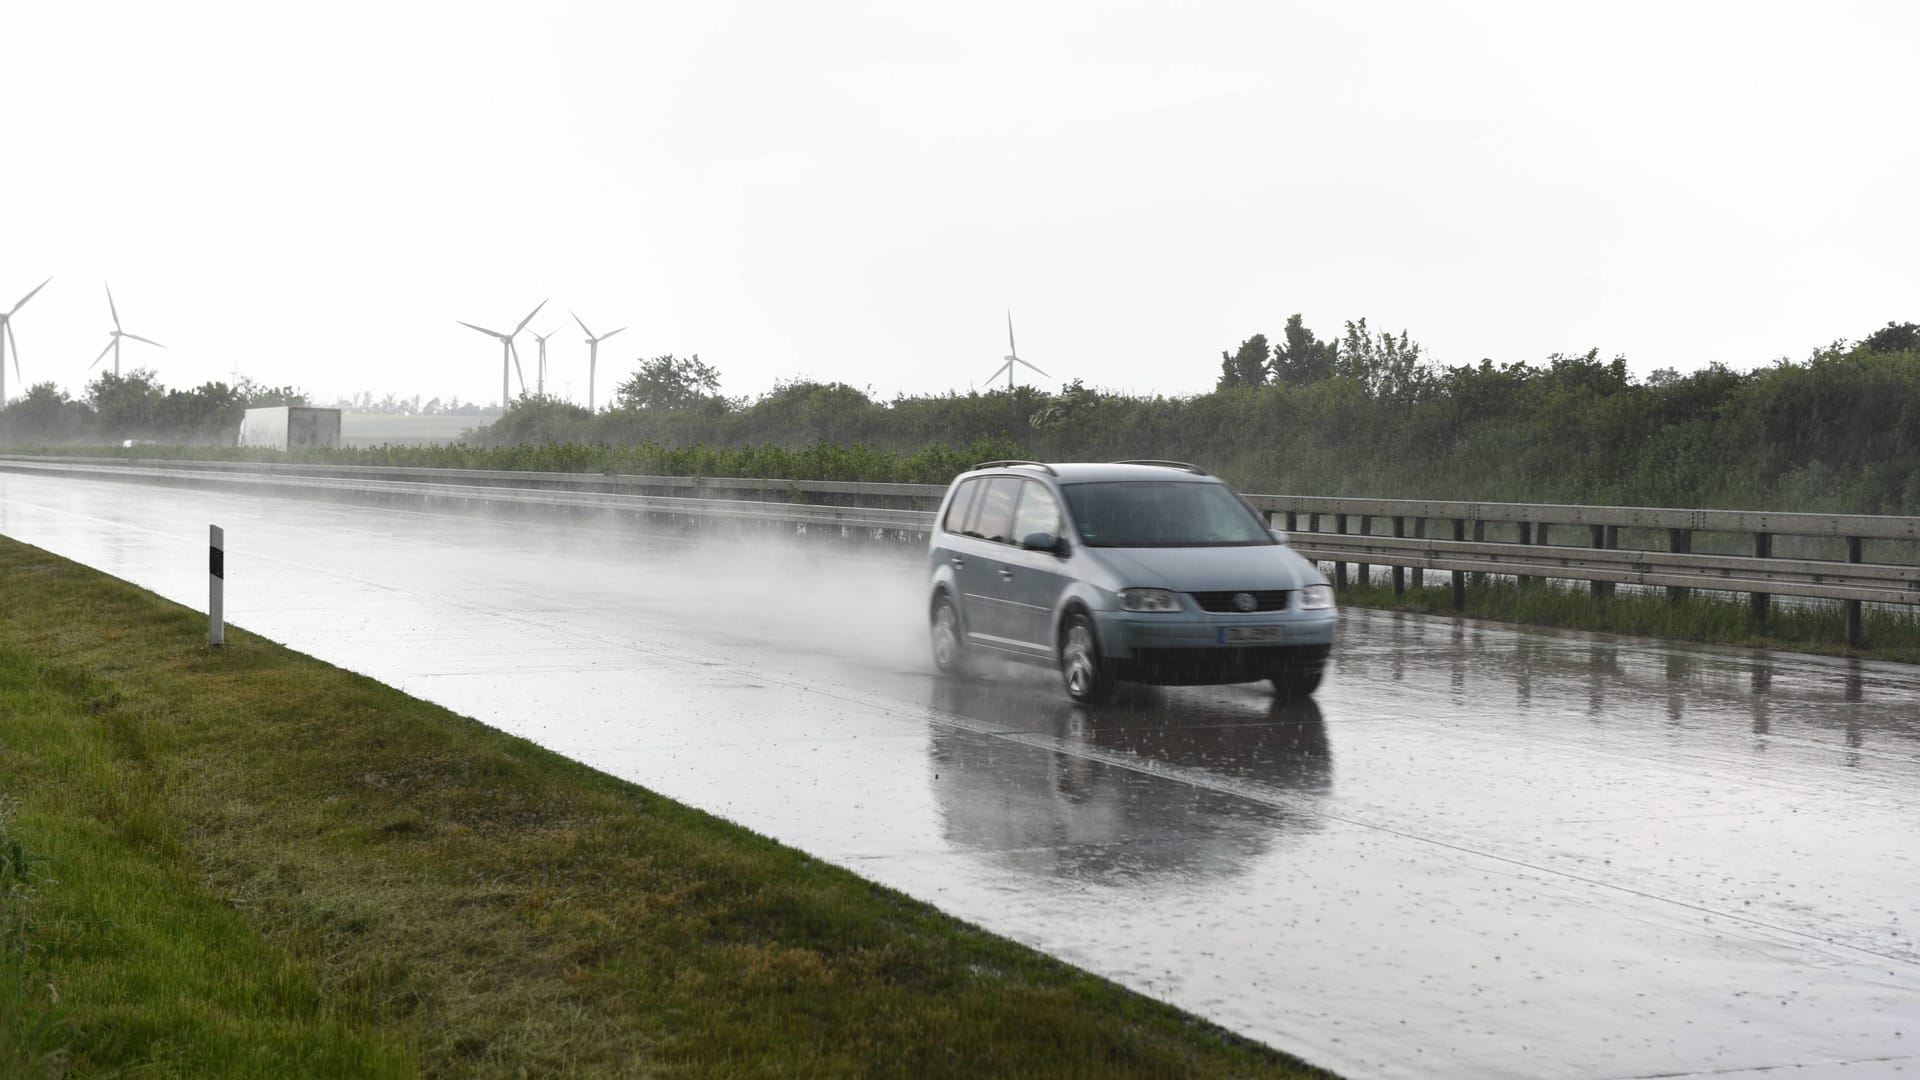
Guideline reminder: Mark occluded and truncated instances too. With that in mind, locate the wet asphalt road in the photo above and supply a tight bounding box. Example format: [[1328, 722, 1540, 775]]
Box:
[[2, 471, 1916, 1079]]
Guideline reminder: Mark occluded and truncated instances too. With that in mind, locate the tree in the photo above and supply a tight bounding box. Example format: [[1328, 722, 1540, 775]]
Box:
[[236, 378, 307, 407], [614, 354, 728, 411], [1215, 334, 1270, 390], [1030, 378, 1104, 429], [1862, 321, 1919, 355], [479, 393, 593, 446], [159, 381, 248, 442], [86, 369, 169, 438], [1272, 314, 1337, 386], [1336, 318, 1429, 402], [749, 380, 878, 444], [0, 382, 94, 444]]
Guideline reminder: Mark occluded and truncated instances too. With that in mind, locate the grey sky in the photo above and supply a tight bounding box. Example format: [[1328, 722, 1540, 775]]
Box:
[[7, 1, 1915, 408]]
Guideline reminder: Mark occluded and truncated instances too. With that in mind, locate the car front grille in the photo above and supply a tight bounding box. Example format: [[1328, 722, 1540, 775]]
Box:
[[1118, 644, 1329, 685], [1188, 589, 1290, 613]]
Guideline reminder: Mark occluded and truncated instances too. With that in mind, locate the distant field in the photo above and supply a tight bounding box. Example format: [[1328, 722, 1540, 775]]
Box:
[[339, 412, 498, 447]]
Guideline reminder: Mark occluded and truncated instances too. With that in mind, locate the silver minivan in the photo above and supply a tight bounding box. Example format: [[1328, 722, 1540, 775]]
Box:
[[927, 460, 1336, 702]]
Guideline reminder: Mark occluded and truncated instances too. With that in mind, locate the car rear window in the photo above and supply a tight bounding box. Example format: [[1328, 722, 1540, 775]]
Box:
[[1062, 480, 1275, 548]]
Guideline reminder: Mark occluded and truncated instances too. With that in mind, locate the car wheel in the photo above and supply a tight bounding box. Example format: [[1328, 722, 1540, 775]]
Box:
[[931, 595, 968, 675], [1270, 665, 1324, 701], [1060, 612, 1118, 704]]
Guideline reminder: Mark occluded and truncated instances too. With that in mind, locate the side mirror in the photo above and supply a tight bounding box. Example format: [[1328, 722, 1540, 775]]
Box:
[[1270, 528, 1289, 545], [1021, 530, 1058, 552]]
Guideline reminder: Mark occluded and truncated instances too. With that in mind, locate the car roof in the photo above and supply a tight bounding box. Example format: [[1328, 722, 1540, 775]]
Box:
[[962, 461, 1221, 484]]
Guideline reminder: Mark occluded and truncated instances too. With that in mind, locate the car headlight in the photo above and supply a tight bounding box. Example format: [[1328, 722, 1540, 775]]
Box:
[[1298, 584, 1335, 610], [1118, 587, 1181, 612]]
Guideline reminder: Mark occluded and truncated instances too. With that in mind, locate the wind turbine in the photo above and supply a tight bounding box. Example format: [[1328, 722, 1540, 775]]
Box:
[[0, 276, 52, 405], [984, 311, 1047, 391], [571, 310, 625, 413], [458, 299, 546, 409], [528, 325, 561, 397], [87, 284, 166, 378]]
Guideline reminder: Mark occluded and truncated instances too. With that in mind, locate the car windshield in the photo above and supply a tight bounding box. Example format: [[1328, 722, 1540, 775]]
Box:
[[1061, 480, 1274, 548]]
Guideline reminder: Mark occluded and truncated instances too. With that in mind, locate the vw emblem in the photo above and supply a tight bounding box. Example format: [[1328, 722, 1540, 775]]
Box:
[[1232, 592, 1257, 612]]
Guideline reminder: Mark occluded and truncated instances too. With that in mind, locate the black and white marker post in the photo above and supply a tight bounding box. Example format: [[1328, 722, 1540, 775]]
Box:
[[209, 524, 225, 647]]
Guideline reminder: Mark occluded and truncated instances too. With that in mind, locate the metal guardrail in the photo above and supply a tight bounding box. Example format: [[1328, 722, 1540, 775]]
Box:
[[0, 457, 936, 534], [1, 454, 948, 503], [1247, 494, 1920, 542], [1254, 496, 1920, 644], [5, 454, 1916, 643]]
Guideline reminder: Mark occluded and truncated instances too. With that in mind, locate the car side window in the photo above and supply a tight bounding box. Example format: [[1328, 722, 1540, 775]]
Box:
[[963, 477, 1022, 543], [942, 478, 981, 534], [1009, 482, 1061, 545]]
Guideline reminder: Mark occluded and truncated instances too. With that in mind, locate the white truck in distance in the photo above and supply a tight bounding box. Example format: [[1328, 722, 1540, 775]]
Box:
[[236, 407, 342, 450]]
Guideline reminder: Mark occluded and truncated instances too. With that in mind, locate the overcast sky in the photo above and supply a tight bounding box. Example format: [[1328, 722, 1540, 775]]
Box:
[[6, 1, 1915, 409]]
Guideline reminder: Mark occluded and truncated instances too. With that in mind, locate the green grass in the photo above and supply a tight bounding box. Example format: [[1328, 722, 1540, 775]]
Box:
[[1337, 575, 1920, 662], [0, 536, 1331, 1078]]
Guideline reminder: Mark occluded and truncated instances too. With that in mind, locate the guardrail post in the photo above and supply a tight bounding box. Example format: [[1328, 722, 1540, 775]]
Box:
[[1411, 518, 1426, 589], [1517, 521, 1533, 587], [1668, 528, 1692, 604], [1451, 519, 1466, 609], [1750, 532, 1772, 633], [1589, 525, 1613, 599], [1471, 520, 1487, 586], [1285, 510, 1298, 532], [1357, 515, 1372, 589], [1391, 516, 1406, 596], [1333, 514, 1348, 590], [1846, 536, 1863, 646]]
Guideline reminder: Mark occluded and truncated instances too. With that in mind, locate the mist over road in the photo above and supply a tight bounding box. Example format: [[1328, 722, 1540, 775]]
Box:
[[3, 471, 1916, 1080]]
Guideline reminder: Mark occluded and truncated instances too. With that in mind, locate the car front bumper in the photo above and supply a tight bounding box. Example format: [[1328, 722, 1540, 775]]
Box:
[[1090, 608, 1336, 685]]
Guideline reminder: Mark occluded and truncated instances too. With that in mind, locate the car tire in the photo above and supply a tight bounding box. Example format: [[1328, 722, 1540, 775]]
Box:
[[931, 595, 969, 675], [1060, 611, 1119, 704], [1270, 665, 1324, 701]]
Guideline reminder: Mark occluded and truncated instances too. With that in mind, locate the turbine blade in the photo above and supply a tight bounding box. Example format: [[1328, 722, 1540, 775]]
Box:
[[88, 338, 115, 370], [8, 276, 52, 317], [458, 320, 507, 338], [513, 298, 549, 336], [106, 283, 122, 330], [1006, 310, 1016, 358], [123, 332, 166, 349], [601, 326, 626, 341], [571, 310, 595, 338], [1016, 358, 1049, 378], [510, 340, 527, 392], [985, 361, 1012, 384], [7, 323, 20, 383]]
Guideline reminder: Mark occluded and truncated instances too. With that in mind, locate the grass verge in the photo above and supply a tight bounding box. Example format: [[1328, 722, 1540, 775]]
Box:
[[1336, 576, 1920, 663], [0, 535, 1332, 1078]]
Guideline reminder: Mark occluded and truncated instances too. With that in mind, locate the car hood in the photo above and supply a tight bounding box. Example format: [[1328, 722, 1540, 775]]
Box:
[[1092, 544, 1322, 591]]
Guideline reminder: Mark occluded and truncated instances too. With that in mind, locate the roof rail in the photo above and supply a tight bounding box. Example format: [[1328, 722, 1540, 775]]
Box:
[[1111, 459, 1209, 475], [971, 459, 1058, 475]]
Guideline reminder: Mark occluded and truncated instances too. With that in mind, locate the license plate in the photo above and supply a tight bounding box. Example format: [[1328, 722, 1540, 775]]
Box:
[[1219, 625, 1282, 644]]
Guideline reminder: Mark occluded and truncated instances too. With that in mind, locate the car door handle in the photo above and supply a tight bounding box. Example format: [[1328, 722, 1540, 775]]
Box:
[[998, 568, 1015, 580], [951, 557, 965, 568]]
